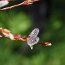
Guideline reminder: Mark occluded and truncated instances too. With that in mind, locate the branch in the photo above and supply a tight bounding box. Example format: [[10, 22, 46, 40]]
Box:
[[0, 0, 39, 10], [0, 27, 52, 49], [0, 27, 27, 41]]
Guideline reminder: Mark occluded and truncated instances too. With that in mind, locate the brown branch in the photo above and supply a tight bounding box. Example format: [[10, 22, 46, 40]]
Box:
[[0, 0, 39, 10], [0, 27, 27, 41], [0, 27, 52, 49]]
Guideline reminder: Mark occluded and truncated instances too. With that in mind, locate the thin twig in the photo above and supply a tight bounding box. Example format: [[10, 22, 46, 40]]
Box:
[[0, 27, 27, 41], [0, 27, 52, 47], [0, 0, 39, 10]]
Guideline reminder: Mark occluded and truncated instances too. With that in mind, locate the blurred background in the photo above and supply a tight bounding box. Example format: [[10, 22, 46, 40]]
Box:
[[0, 0, 65, 65]]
